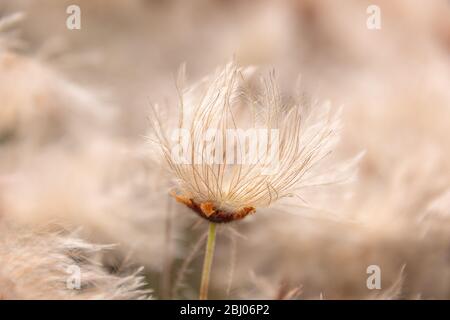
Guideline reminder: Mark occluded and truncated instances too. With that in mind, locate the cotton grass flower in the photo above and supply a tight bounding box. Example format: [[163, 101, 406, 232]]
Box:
[[149, 61, 355, 300], [149, 61, 347, 223]]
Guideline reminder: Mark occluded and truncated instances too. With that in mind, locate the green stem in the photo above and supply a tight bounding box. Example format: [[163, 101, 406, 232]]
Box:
[[199, 222, 217, 300]]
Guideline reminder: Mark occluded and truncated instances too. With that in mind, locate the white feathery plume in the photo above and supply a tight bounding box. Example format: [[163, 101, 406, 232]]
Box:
[[149, 61, 358, 222]]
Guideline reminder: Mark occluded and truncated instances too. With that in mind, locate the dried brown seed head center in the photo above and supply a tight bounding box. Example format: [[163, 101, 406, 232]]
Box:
[[171, 193, 255, 223]]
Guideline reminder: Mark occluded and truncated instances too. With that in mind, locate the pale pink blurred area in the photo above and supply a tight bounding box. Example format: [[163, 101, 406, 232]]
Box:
[[0, 0, 449, 299]]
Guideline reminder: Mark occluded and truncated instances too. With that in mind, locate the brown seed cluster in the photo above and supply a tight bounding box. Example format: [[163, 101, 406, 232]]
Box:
[[172, 193, 255, 223]]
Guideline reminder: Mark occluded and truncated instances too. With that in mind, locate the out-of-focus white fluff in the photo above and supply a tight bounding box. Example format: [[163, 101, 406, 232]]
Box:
[[0, 223, 151, 299]]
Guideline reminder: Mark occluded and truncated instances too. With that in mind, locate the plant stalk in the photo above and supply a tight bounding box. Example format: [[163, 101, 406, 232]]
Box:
[[199, 222, 217, 300]]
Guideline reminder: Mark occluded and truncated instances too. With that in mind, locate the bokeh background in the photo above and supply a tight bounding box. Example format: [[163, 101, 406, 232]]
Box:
[[0, 0, 449, 299]]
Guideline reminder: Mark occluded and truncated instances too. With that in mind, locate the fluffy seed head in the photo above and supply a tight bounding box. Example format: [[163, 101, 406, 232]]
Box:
[[149, 61, 346, 222]]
